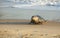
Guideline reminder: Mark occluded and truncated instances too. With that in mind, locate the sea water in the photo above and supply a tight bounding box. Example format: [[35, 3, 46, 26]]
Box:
[[0, 0, 60, 20], [0, 7, 60, 20]]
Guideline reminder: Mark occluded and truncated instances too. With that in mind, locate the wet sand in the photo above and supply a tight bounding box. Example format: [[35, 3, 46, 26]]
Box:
[[0, 20, 60, 38]]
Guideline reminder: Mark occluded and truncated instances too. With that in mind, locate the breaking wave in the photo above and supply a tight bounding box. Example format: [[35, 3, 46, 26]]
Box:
[[0, 0, 60, 8]]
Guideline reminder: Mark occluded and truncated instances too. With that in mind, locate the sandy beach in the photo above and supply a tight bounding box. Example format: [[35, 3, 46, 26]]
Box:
[[0, 0, 60, 38], [0, 20, 60, 38]]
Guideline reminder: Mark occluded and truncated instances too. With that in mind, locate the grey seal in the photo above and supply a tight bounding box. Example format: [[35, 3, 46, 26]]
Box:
[[30, 15, 46, 24]]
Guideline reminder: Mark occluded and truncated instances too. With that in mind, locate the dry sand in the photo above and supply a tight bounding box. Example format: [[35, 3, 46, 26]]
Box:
[[0, 20, 60, 38]]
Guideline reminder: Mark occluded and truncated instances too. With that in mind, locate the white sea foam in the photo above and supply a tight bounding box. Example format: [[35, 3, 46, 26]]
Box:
[[0, 0, 60, 8], [11, 0, 60, 6]]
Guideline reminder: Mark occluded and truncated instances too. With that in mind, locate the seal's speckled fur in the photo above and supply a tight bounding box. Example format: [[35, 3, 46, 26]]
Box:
[[30, 15, 46, 24]]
